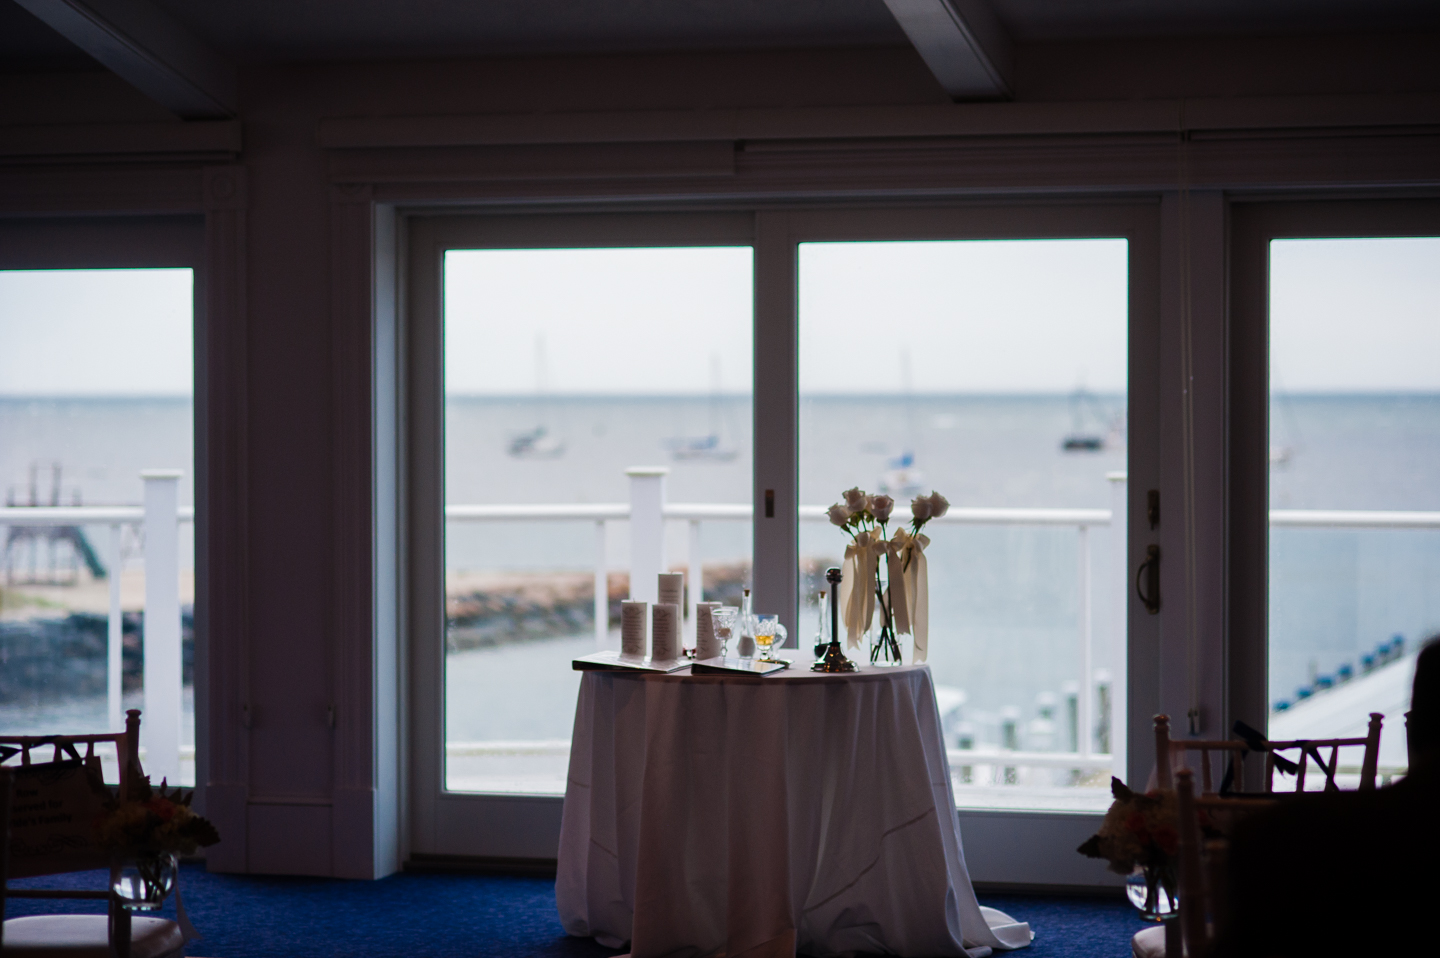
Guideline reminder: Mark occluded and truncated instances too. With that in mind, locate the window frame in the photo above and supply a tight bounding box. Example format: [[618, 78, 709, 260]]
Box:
[[401, 199, 1161, 888], [0, 214, 209, 801], [1228, 197, 1440, 735]]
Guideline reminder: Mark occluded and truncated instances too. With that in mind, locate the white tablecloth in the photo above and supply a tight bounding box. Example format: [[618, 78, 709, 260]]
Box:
[[556, 663, 1033, 958]]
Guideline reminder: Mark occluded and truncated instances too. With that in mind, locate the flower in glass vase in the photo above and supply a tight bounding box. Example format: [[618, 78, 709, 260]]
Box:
[[98, 771, 220, 910], [1077, 777, 1183, 921], [825, 486, 946, 665]]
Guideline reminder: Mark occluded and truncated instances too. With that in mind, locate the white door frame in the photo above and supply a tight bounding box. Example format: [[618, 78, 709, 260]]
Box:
[[399, 199, 1163, 888]]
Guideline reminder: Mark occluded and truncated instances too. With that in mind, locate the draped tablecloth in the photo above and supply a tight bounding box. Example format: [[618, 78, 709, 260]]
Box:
[[556, 664, 1033, 958]]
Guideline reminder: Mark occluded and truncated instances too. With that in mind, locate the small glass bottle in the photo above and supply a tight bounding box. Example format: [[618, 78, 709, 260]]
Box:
[[813, 590, 829, 661], [737, 588, 756, 658]]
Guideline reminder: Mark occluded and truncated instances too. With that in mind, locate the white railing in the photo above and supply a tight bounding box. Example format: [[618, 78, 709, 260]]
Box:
[[0, 471, 192, 785], [445, 739, 1115, 772], [447, 468, 1440, 782]]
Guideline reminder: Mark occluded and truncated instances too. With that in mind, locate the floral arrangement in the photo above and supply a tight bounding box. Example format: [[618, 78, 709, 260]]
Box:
[[827, 487, 949, 664], [1077, 777, 1179, 875], [98, 774, 220, 858]]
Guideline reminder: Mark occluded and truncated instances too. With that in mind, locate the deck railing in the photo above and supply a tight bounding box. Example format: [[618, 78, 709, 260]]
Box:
[[444, 468, 1440, 783], [0, 471, 192, 784], [6, 466, 1439, 790]]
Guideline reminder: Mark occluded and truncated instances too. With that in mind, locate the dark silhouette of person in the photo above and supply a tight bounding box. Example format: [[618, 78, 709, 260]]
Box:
[[1216, 638, 1439, 956]]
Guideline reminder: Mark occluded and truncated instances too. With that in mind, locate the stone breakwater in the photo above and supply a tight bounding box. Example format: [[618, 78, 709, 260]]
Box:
[[444, 563, 753, 652], [0, 608, 195, 705]]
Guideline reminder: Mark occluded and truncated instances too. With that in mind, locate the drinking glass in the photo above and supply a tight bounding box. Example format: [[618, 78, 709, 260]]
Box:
[[755, 614, 780, 662], [711, 606, 738, 658]]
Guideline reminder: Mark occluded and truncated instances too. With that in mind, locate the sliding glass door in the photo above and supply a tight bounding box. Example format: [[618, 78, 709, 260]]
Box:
[[407, 213, 756, 858], [1230, 200, 1440, 781], [797, 236, 1129, 812], [407, 204, 1160, 875]]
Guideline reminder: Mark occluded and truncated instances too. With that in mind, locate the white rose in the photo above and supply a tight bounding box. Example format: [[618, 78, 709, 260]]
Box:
[[843, 487, 869, 513], [827, 503, 851, 527], [927, 491, 950, 519], [870, 494, 895, 523], [911, 496, 932, 522]]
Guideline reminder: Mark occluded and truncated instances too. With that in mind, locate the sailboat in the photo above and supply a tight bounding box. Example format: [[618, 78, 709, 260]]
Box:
[[877, 348, 926, 495], [664, 354, 738, 462], [1060, 385, 1123, 452], [507, 333, 566, 459]]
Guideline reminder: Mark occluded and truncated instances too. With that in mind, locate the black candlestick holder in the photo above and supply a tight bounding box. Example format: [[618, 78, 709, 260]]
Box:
[[812, 567, 858, 673]]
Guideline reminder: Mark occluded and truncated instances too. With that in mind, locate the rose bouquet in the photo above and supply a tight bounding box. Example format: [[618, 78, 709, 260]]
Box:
[[827, 487, 948, 664], [98, 774, 220, 858], [1078, 777, 1183, 918]]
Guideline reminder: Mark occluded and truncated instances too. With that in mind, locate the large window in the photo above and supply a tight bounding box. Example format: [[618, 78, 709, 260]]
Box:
[[441, 245, 753, 794], [798, 239, 1129, 811], [1266, 237, 1440, 780], [406, 207, 1154, 875], [0, 268, 195, 785]]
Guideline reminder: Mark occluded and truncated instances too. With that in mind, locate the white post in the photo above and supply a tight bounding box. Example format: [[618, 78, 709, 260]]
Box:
[[1078, 524, 1093, 759], [687, 520, 702, 649], [594, 520, 608, 648], [107, 523, 123, 733], [626, 467, 668, 606], [1107, 471, 1129, 781], [141, 469, 183, 784]]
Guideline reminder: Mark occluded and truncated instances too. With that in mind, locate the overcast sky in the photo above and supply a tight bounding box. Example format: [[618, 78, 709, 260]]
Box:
[[1270, 237, 1440, 392], [1, 237, 1436, 396], [0, 269, 193, 396]]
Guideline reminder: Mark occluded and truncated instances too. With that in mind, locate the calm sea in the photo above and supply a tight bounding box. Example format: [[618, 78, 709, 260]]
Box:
[[4, 394, 1438, 746]]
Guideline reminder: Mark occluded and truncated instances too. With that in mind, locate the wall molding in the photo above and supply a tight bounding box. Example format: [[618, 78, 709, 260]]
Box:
[[201, 163, 251, 872], [0, 120, 241, 161], [317, 93, 1440, 152]]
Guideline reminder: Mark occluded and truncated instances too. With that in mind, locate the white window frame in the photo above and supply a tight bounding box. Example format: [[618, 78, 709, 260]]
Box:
[[399, 200, 1163, 888]]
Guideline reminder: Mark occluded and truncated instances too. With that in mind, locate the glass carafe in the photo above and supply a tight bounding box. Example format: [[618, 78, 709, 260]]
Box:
[[737, 588, 756, 658]]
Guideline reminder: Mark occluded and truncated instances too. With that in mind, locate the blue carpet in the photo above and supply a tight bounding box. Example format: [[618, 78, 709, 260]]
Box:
[[6, 866, 1149, 957]]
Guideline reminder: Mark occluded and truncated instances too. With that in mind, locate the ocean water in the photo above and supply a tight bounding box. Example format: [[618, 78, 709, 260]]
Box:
[[4, 394, 1438, 753]]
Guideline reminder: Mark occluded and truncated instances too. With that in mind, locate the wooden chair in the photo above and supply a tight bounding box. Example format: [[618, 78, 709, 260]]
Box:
[[1154, 714, 1248, 794], [1261, 712, 1384, 792], [1153, 712, 1384, 794], [1, 709, 185, 958]]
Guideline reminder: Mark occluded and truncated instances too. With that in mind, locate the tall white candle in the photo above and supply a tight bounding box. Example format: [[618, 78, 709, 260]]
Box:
[[695, 601, 721, 659], [651, 603, 680, 662], [658, 572, 684, 611], [621, 600, 648, 657]]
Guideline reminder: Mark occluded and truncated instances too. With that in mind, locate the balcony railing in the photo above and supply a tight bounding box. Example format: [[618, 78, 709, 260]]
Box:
[[445, 468, 1440, 786], [7, 465, 1437, 793], [0, 471, 192, 785]]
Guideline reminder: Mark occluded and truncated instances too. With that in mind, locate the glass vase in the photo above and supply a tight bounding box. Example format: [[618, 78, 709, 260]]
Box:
[[1125, 861, 1179, 922], [112, 852, 177, 911], [867, 629, 905, 667]]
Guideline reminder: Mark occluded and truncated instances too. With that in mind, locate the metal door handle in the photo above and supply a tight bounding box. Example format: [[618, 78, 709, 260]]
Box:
[[1136, 544, 1161, 614]]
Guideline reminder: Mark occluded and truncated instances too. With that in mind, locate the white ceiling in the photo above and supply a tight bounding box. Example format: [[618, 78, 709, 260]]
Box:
[[3, 0, 1438, 72]]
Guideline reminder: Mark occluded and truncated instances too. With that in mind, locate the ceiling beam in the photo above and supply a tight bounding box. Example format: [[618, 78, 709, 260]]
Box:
[[882, 0, 1013, 101], [14, 0, 236, 119]]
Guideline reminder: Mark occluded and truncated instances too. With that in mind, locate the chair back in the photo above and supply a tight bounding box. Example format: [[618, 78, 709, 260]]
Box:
[[1, 766, 12, 944], [1175, 770, 1279, 957], [1155, 711, 1383, 794], [1263, 712, 1384, 792], [1154, 713, 1248, 794], [0, 710, 143, 880]]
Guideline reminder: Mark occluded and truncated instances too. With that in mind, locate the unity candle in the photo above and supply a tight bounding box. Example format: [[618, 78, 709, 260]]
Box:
[[695, 601, 722, 659], [657, 572, 684, 610], [621, 601, 648, 657], [651, 603, 680, 661]]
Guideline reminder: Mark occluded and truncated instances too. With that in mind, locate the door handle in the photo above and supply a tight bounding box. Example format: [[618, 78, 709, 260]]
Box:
[[1136, 544, 1161, 615]]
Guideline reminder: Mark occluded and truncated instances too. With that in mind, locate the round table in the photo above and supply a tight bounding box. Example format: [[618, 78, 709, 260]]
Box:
[[555, 662, 1033, 958]]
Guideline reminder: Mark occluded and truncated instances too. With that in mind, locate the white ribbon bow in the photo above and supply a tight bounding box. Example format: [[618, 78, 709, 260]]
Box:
[[897, 529, 931, 662], [838, 530, 883, 649]]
